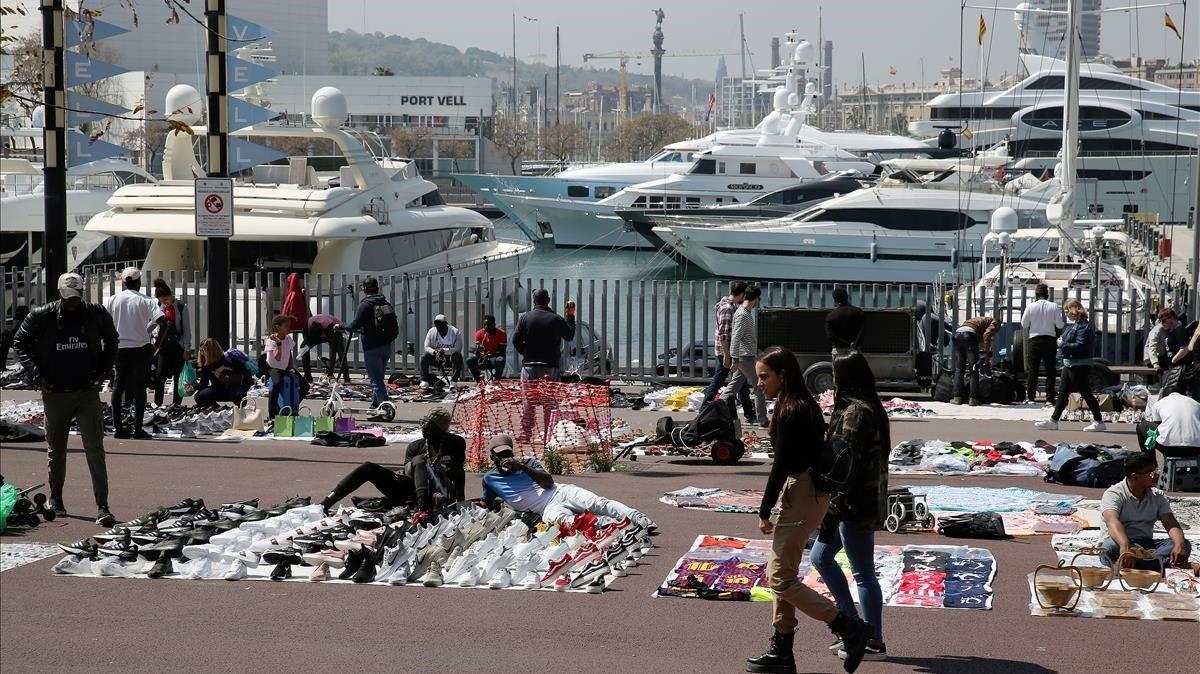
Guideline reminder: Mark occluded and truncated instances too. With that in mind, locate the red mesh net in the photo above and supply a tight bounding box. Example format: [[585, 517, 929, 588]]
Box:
[[451, 379, 613, 473]]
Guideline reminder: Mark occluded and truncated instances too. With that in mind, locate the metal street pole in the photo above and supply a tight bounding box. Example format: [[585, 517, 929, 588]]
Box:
[[1190, 140, 1199, 315], [205, 0, 231, 342], [555, 26, 561, 126], [40, 0, 67, 297]]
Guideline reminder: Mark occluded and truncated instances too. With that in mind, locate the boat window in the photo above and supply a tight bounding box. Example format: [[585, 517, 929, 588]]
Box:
[[718, 162, 726, 174], [230, 240, 320, 273], [685, 196, 701, 205], [929, 106, 1020, 120], [690, 159, 716, 175], [1010, 137, 1193, 156], [1076, 169, 1151, 180], [567, 185, 590, 198], [822, 208, 975, 231], [739, 162, 756, 175], [648, 196, 663, 205], [594, 186, 616, 199], [360, 229, 471, 271], [72, 236, 151, 271], [421, 190, 446, 206], [632, 196, 647, 206], [665, 196, 681, 206]]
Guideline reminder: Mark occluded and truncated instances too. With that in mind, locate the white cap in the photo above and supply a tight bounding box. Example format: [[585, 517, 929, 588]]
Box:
[[57, 272, 84, 299], [434, 314, 448, 324], [121, 267, 141, 282]]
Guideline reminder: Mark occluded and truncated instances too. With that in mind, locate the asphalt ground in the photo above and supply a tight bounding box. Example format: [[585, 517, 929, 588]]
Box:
[[1, 395, 1196, 674]]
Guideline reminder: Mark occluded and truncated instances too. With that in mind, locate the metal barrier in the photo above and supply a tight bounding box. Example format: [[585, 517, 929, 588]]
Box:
[[1, 266, 1172, 381]]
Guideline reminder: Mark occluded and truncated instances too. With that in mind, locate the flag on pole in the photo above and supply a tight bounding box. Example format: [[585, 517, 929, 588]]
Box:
[[704, 91, 716, 122], [1165, 12, 1182, 39], [978, 14, 987, 45], [888, 66, 897, 76]]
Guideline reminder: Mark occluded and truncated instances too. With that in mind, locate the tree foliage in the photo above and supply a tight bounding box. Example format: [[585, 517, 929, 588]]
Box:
[[542, 123, 585, 163], [119, 119, 169, 174], [389, 125, 432, 158], [491, 118, 531, 174], [604, 114, 692, 162]]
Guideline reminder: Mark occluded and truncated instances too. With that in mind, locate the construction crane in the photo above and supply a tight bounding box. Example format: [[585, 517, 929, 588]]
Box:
[[582, 50, 737, 117]]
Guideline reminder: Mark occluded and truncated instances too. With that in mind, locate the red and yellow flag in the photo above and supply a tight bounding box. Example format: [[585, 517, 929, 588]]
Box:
[[888, 66, 897, 76], [1165, 12, 1182, 40], [978, 14, 987, 45]]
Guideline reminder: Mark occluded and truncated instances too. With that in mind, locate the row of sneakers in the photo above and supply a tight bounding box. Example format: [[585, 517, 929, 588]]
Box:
[[145, 405, 236, 437]]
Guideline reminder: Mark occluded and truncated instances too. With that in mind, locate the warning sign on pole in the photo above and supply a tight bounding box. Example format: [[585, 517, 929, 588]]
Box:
[[195, 178, 234, 237]]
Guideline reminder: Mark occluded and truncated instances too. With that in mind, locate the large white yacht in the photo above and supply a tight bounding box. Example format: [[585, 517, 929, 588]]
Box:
[[1, 123, 156, 268], [455, 34, 930, 247], [911, 53, 1198, 224], [74, 86, 533, 321]]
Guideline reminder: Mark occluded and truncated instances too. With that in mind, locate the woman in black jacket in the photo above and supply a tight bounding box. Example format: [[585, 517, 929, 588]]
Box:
[[746, 346, 874, 674], [811, 351, 891, 663], [1037, 299, 1105, 431], [151, 279, 189, 407], [193, 338, 251, 406]]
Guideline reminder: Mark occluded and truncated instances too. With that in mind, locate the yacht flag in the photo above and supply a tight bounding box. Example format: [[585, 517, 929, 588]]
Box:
[[978, 14, 987, 45], [1165, 12, 1181, 39], [704, 92, 716, 122]]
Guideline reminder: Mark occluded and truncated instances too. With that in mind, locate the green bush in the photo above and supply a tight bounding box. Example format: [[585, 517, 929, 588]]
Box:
[[542, 448, 565, 475]]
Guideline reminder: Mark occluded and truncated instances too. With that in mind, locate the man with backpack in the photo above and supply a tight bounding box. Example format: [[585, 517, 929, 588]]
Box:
[[343, 277, 398, 417]]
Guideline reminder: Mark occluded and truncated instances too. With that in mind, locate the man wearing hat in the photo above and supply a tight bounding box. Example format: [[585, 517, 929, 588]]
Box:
[[103, 267, 167, 438], [481, 435, 650, 528], [317, 407, 463, 512], [404, 407, 467, 510], [13, 273, 121, 525], [419, 314, 464, 386]]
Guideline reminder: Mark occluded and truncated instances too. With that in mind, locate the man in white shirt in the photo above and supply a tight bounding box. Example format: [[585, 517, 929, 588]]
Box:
[[419, 314, 464, 385], [103, 268, 166, 438], [1020, 284, 1064, 404], [1137, 392, 1200, 459]]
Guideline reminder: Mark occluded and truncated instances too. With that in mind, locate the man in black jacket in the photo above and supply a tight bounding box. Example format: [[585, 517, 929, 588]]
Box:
[[512, 289, 575, 440], [341, 277, 396, 418], [825, 287, 865, 354], [13, 273, 120, 526]]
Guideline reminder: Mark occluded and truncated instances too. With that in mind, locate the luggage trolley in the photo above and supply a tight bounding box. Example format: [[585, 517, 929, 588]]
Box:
[[883, 487, 933, 533]]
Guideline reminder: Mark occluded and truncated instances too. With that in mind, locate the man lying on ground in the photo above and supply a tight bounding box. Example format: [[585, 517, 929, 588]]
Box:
[[1100, 452, 1191, 571], [479, 434, 653, 529]]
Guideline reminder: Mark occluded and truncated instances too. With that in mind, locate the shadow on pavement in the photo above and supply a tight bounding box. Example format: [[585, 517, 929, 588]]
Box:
[[885, 656, 1057, 673]]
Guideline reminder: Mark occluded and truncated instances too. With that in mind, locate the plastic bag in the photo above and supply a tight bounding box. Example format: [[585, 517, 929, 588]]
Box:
[[177, 361, 198, 399], [0, 483, 17, 534]]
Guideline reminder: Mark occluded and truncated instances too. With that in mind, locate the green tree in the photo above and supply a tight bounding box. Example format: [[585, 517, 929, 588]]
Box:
[[542, 123, 585, 164], [389, 125, 432, 158]]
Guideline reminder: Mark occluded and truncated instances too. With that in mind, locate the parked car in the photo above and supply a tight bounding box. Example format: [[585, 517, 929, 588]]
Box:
[[655, 340, 719, 377]]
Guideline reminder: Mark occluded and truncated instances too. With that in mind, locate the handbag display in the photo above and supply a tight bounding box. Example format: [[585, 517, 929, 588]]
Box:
[[293, 404, 316, 438], [232, 399, 264, 433], [274, 406, 296, 438]]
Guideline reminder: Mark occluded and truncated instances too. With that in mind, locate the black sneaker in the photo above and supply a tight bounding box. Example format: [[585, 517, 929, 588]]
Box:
[[132, 428, 153, 440], [839, 643, 887, 662], [113, 428, 132, 439], [48, 498, 68, 517], [147, 555, 174, 578], [168, 498, 206, 516], [58, 539, 98, 558], [95, 507, 117, 527]]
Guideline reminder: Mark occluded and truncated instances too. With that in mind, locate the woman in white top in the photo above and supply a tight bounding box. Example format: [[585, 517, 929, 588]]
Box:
[[266, 315, 296, 418]]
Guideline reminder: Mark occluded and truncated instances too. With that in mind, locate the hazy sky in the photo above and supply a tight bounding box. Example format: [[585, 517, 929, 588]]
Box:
[[329, 0, 1198, 88]]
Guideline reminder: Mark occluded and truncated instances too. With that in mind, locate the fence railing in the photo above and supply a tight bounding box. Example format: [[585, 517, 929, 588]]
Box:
[[1, 266, 1177, 382]]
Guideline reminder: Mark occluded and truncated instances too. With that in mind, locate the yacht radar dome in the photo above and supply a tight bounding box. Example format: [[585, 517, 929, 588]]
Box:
[[311, 87, 347, 131], [794, 40, 814, 65], [990, 206, 1019, 234], [31, 105, 45, 128], [165, 84, 203, 124]]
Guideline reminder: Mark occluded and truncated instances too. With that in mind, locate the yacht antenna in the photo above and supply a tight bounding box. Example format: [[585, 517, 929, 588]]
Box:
[[1050, 0, 1081, 263]]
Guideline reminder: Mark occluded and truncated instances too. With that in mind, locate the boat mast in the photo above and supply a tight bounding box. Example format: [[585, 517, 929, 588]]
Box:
[[1053, 0, 1081, 263]]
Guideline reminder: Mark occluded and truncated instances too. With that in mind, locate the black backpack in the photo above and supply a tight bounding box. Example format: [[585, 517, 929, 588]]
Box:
[[932, 370, 955, 402], [937, 512, 1009, 539], [810, 434, 854, 494], [370, 297, 399, 343]]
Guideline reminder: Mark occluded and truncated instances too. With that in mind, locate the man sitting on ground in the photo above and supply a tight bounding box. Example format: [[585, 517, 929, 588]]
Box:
[[480, 435, 652, 529], [1136, 392, 1200, 459], [466, 314, 507, 381], [318, 408, 465, 513], [1100, 452, 1191, 571], [419, 314, 464, 385]]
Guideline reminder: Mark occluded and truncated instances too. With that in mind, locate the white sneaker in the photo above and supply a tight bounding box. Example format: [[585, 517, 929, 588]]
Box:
[[1034, 419, 1059, 431], [456, 565, 482, 587], [487, 567, 512, 589], [224, 559, 247, 581], [1083, 421, 1107, 432], [443, 550, 481, 584], [419, 562, 444, 587]]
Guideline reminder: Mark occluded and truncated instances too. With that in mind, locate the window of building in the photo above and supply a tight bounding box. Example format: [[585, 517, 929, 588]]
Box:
[[739, 162, 757, 175], [718, 162, 726, 174], [567, 185, 590, 198]]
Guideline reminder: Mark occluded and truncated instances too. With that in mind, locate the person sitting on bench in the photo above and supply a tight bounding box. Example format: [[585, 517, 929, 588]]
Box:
[[466, 314, 507, 381], [419, 314, 464, 386], [1136, 392, 1200, 459], [480, 435, 651, 528], [1100, 452, 1190, 572]]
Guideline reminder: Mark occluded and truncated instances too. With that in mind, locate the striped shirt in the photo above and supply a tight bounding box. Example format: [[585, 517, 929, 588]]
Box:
[[730, 305, 758, 359], [715, 296, 736, 356]]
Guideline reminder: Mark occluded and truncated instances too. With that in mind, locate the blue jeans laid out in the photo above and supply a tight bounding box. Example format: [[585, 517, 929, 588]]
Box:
[[809, 519, 884, 641], [701, 357, 753, 417], [1102, 536, 1191, 570], [363, 344, 391, 408]]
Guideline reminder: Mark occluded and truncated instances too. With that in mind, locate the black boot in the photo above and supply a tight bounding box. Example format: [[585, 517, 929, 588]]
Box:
[[746, 631, 795, 673], [338, 547, 365, 580], [828, 613, 873, 674], [351, 551, 377, 584], [147, 556, 174, 578]]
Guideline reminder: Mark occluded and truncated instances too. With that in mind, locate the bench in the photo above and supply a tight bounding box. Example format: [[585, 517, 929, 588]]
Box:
[[1107, 365, 1158, 386]]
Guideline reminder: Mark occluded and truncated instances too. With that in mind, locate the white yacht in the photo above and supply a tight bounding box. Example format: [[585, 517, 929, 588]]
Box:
[[1, 124, 156, 269], [73, 85, 533, 330], [455, 34, 929, 247], [912, 53, 1198, 224]]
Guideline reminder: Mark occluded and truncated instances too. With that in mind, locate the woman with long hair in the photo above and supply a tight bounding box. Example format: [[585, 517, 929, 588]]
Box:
[[151, 279, 189, 408], [747, 346, 873, 674], [193, 338, 252, 406], [1037, 298, 1105, 431], [810, 351, 891, 663]]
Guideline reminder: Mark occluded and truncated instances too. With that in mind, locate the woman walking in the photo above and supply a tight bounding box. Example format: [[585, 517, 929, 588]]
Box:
[[151, 279, 189, 408], [1036, 299, 1106, 431], [811, 351, 890, 663], [746, 346, 874, 674]]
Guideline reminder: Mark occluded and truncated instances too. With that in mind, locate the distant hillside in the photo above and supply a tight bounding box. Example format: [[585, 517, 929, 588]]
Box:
[[329, 31, 715, 104]]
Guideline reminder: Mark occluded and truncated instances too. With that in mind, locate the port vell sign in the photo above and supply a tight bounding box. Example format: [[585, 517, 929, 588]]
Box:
[[399, 95, 468, 106]]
